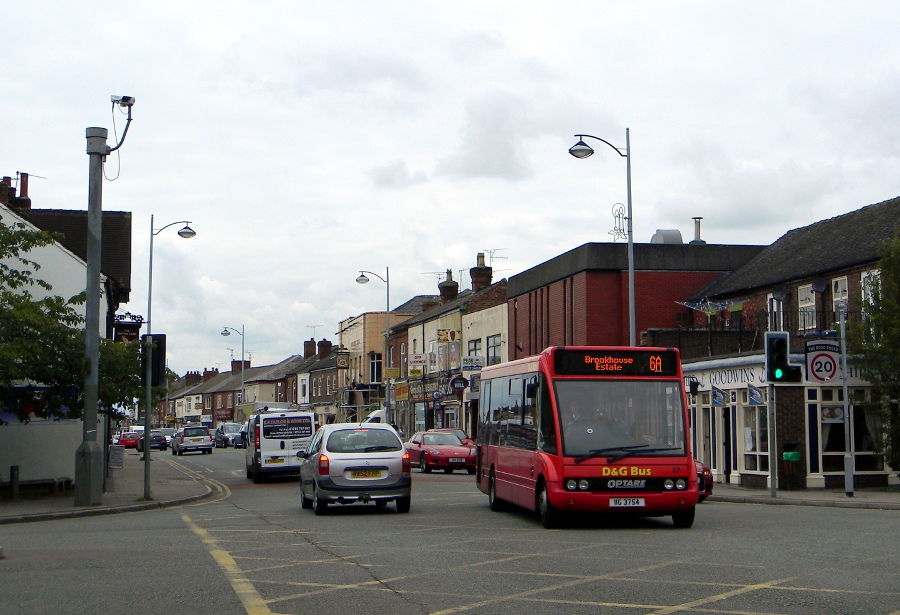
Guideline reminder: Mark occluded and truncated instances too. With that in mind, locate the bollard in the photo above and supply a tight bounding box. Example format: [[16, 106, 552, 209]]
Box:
[[10, 465, 20, 500]]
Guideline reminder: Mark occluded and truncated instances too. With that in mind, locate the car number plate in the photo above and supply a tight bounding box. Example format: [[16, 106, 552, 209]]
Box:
[[350, 469, 381, 478], [190, 438, 203, 443], [265, 458, 284, 464], [610, 497, 645, 507], [449, 458, 465, 463]]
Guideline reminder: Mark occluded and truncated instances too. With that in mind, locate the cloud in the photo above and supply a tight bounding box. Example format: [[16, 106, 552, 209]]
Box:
[[369, 160, 429, 188]]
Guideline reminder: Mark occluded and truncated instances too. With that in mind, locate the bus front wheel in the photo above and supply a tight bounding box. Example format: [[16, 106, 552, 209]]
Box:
[[672, 507, 696, 528], [537, 480, 560, 529]]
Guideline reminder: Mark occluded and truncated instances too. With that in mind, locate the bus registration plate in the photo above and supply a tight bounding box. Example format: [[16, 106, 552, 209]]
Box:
[[449, 458, 465, 463], [610, 497, 645, 507]]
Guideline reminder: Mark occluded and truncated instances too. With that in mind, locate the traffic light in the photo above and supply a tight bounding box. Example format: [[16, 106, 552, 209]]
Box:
[[765, 332, 802, 383], [141, 334, 166, 388]]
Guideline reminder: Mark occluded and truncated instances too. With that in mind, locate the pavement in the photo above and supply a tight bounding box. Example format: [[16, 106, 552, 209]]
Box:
[[2, 451, 899, 525], [0, 448, 216, 525]]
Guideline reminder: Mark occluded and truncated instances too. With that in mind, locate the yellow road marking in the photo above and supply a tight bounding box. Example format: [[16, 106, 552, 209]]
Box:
[[182, 512, 286, 615]]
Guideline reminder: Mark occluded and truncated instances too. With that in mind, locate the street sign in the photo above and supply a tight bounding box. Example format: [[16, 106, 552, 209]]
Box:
[[384, 367, 400, 379], [806, 340, 840, 382], [409, 353, 427, 366]]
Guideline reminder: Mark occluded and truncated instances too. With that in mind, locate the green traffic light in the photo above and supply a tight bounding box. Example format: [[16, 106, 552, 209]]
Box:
[[774, 367, 784, 379]]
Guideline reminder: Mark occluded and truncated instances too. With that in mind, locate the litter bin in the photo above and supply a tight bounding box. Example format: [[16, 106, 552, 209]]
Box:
[[782, 450, 801, 490]]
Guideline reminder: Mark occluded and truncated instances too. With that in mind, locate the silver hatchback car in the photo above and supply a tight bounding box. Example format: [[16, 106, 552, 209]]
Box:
[[299, 423, 411, 515]]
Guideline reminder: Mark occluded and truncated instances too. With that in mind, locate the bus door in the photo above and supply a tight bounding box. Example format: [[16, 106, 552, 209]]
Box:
[[493, 375, 541, 509]]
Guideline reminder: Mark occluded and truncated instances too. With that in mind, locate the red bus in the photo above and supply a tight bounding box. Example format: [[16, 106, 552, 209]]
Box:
[[475, 346, 699, 528]]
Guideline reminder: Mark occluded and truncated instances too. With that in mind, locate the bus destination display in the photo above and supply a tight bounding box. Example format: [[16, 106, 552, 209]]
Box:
[[554, 348, 679, 376]]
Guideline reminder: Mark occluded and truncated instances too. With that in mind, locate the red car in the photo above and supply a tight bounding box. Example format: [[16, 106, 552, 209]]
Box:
[[430, 428, 475, 446], [696, 460, 713, 502], [405, 430, 477, 474], [118, 432, 139, 448]]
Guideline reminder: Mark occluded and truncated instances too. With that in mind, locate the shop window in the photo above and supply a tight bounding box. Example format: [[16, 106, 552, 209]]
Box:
[[743, 405, 769, 472]]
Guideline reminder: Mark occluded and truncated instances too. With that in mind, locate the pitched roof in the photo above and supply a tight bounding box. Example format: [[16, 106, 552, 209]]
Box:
[[694, 196, 900, 298], [18, 209, 133, 302]]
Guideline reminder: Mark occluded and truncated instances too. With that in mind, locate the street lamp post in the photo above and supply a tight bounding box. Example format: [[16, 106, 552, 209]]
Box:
[[221, 326, 246, 412], [569, 129, 635, 346], [356, 268, 391, 424], [144, 215, 196, 499]]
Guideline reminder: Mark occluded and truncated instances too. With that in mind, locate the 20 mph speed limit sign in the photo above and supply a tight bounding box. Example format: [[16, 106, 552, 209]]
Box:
[[806, 340, 840, 382]]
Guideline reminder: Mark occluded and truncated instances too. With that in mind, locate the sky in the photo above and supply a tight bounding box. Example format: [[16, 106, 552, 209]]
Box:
[[3, 2, 899, 378]]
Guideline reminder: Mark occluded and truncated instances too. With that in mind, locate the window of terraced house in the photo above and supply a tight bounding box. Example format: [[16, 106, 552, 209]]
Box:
[[487, 334, 501, 365], [798, 284, 816, 331]]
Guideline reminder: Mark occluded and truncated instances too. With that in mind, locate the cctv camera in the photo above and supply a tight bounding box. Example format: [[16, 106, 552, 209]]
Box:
[[110, 95, 135, 107]]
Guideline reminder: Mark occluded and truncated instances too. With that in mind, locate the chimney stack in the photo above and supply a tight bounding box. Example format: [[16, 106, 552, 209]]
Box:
[[317, 339, 333, 357], [469, 252, 493, 292], [1, 176, 12, 206], [304, 338, 317, 358], [203, 368, 219, 382], [438, 269, 459, 304], [231, 359, 250, 373], [13, 173, 31, 211], [689, 217, 706, 245]]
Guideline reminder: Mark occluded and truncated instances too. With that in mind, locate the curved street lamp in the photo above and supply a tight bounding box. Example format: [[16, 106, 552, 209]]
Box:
[[144, 215, 196, 499], [220, 326, 246, 410], [356, 268, 391, 424], [569, 129, 635, 346]]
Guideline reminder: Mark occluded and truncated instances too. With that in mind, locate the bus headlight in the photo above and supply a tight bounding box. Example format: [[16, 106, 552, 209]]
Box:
[[676, 478, 687, 490], [664, 479, 675, 490], [578, 479, 590, 491], [566, 479, 577, 491]]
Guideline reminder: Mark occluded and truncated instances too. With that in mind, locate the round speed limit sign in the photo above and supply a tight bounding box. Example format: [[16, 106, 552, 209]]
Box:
[[809, 352, 838, 382]]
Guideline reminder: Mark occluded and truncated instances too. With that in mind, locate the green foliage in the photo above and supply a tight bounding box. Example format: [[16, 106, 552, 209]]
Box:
[[850, 231, 900, 472], [1, 215, 144, 422]]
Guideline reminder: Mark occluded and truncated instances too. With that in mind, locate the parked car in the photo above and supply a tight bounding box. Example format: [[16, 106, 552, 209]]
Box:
[[171, 425, 213, 456], [405, 430, 477, 474], [214, 422, 243, 448], [430, 427, 475, 446], [299, 423, 411, 515], [118, 432, 139, 448], [157, 427, 177, 447], [696, 460, 713, 503], [137, 430, 168, 452]]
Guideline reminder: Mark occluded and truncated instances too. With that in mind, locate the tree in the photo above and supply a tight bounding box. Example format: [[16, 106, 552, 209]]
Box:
[[850, 231, 900, 474], [1, 215, 144, 422]]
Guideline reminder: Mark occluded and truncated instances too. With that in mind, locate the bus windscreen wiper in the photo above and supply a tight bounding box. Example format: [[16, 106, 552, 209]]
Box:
[[574, 445, 649, 464], [605, 446, 681, 463]]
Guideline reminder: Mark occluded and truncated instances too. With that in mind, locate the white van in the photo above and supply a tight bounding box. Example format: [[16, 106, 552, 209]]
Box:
[[244, 409, 318, 483]]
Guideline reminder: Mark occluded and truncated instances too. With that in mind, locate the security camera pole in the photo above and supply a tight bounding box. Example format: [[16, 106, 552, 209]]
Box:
[[75, 97, 135, 506]]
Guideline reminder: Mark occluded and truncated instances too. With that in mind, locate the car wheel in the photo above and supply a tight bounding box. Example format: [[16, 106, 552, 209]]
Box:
[[488, 470, 506, 512], [443, 468, 454, 474], [171, 447, 176, 456], [466, 468, 476, 475], [672, 507, 696, 529], [419, 457, 431, 473], [246, 463, 253, 480], [375, 500, 388, 508], [300, 482, 313, 509], [177, 449, 183, 456], [312, 485, 328, 515], [252, 461, 261, 484], [537, 480, 560, 529], [395, 496, 411, 513]]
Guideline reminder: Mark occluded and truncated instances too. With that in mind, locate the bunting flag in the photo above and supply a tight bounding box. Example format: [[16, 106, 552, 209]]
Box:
[[748, 384, 764, 406], [712, 387, 726, 407]]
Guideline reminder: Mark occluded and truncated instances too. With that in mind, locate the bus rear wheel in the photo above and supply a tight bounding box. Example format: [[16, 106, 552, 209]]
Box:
[[537, 481, 560, 529], [672, 507, 695, 529]]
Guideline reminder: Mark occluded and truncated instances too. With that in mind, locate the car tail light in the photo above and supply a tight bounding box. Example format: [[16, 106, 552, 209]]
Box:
[[255, 425, 261, 451], [317, 454, 330, 476], [402, 452, 411, 473], [179, 433, 185, 443]]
